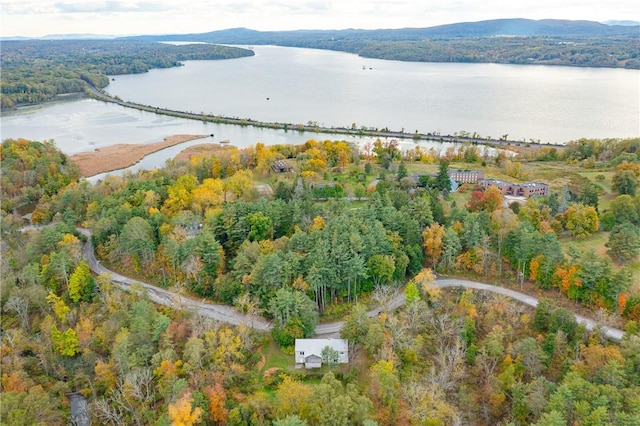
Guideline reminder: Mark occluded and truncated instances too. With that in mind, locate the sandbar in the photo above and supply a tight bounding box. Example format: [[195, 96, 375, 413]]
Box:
[[70, 134, 208, 177]]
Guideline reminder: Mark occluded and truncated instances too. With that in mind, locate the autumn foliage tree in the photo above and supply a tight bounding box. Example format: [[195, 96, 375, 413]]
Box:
[[467, 186, 504, 213], [206, 380, 228, 425], [422, 223, 445, 269], [68, 260, 94, 302], [168, 392, 204, 426], [564, 204, 599, 237], [612, 161, 640, 195]]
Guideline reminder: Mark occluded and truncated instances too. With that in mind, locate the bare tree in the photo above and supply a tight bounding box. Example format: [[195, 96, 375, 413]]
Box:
[[402, 380, 462, 426], [96, 367, 154, 426], [426, 309, 462, 353], [371, 284, 399, 314], [592, 308, 620, 345], [5, 295, 30, 331], [428, 337, 467, 393], [93, 397, 126, 426]]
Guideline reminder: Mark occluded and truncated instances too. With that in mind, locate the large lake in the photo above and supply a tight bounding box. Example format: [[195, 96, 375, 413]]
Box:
[[104, 45, 640, 144], [2, 45, 638, 159]]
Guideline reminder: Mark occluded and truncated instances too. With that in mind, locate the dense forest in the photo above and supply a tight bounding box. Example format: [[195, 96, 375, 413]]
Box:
[[121, 19, 640, 69], [0, 40, 254, 109], [356, 37, 639, 68], [2, 136, 640, 424]]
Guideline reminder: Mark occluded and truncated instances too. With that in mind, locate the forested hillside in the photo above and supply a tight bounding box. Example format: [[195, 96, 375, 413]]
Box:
[[0, 41, 254, 109], [2, 136, 640, 424], [120, 19, 640, 69]]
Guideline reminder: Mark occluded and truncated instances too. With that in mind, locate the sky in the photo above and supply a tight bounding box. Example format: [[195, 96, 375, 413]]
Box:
[[1, 0, 639, 38]]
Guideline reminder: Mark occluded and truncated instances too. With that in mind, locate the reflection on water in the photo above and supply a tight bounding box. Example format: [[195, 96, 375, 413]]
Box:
[[104, 45, 640, 144], [4, 97, 500, 179]]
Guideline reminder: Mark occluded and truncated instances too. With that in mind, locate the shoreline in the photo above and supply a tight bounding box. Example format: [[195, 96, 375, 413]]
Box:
[[69, 134, 209, 177]]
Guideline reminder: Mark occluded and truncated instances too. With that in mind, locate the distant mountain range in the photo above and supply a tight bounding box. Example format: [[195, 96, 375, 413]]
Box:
[[117, 18, 639, 44], [602, 20, 640, 26], [3, 18, 637, 41], [2, 33, 119, 41]]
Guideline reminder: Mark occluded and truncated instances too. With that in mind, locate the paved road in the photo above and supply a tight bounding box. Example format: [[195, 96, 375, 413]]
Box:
[[435, 279, 624, 341], [76, 228, 623, 341], [77, 228, 270, 331]]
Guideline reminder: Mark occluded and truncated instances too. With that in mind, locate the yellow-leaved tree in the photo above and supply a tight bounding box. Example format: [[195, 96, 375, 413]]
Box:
[[422, 223, 445, 270], [168, 392, 203, 426]]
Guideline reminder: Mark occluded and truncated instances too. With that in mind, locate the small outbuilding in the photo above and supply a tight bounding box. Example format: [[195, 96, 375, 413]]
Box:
[[294, 338, 349, 369], [271, 160, 293, 173]]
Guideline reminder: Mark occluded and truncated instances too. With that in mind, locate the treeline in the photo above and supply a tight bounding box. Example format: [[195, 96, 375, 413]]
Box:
[[0, 40, 254, 109], [0, 138, 79, 213], [563, 137, 640, 162], [120, 19, 640, 70], [357, 37, 640, 69]]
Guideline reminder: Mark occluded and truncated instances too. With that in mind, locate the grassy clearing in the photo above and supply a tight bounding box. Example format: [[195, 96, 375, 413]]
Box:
[[261, 337, 294, 373], [559, 231, 640, 292], [559, 231, 610, 257], [448, 189, 472, 208]]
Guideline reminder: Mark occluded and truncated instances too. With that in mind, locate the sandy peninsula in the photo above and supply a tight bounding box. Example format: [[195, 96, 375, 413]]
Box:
[[70, 134, 208, 177]]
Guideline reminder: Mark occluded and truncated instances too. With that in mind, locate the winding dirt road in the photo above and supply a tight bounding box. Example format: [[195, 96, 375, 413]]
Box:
[[77, 228, 623, 341]]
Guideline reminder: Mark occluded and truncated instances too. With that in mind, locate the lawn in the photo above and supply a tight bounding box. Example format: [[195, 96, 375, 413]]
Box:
[[261, 337, 294, 373], [559, 231, 610, 257]]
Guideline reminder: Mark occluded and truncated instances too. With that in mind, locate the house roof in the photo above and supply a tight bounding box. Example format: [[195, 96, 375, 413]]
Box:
[[295, 339, 348, 356]]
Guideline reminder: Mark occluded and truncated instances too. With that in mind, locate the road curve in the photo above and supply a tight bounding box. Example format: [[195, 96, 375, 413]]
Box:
[[78, 228, 270, 331], [76, 228, 623, 341]]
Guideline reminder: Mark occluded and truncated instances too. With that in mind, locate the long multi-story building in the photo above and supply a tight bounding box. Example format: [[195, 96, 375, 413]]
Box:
[[448, 169, 485, 184], [479, 179, 549, 198]]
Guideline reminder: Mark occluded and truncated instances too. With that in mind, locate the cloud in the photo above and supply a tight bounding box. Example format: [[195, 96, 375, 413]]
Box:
[[1, 0, 639, 37], [0, 0, 57, 14], [268, 0, 332, 13], [0, 0, 171, 14], [52, 1, 170, 14]]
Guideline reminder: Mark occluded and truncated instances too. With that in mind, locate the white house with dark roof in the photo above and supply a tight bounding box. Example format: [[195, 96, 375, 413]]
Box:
[[294, 339, 349, 369]]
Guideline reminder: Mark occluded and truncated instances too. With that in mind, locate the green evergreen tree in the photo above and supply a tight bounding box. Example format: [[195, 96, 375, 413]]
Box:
[[436, 160, 451, 195], [397, 161, 408, 180]]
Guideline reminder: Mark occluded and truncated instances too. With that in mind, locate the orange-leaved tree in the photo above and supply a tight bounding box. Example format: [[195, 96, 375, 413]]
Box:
[[422, 223, 445, 270]]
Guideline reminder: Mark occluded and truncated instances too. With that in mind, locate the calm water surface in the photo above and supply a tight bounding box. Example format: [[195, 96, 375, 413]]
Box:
[[2, 45, 638, 164], [104, 45, 639, 144], [1, 97, 351, 155]]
